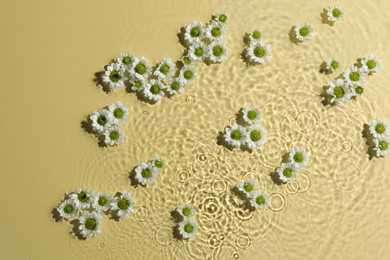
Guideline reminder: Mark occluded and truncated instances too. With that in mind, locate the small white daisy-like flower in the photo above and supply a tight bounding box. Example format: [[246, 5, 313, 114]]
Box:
[[326, 79, 352, 104], [116, 52, 135, 70], [177, 203, 196, 218], [166, 77, 185, 95], [135, 162, 158, 185], [103, 127, 125, 146], [69, 188, 94, 210], [373, 137, 390, 157], [110, 191, 136, 218], [92, 192, 113, 212], [130, 56, 152, 81], [102, 63, 127, 89], [108, 102, 129, 125], [213, 11, 228, 24], [246, 41, 271, 64], [351, 85, 364, 97], [207, 41, 228, 63], [237, 178, 257, 197], [78, 211, 102, 238], [276, 163, 297, 183], [361, 55, 382, 74], [294, 23, 315, 42], [369, 119, 390, 139], [178, 218, 198, 239], [189, 42, 207, 62], [90, 109, 112, 133], [154, 58, 176, 80], [144, 79, 166, 101], [224, 123, 247, 148], [179, 66, 197, 85], [327, 4, 344, 23], [250, 191, 270, 210], [242, 105, 261, 125], [326, 57, 341, 73], [245, 125, 267, 149], [289, 146, 309, 169], [57, 199, 78, 219], [184, 21, 205, 44], [181, 55, 194, 67], [130, 78, 146, 92], [249, 28, 264, 43], [151, 157, 165, 171], [205, 20, 226, 42], [344, 66, 365, 86]]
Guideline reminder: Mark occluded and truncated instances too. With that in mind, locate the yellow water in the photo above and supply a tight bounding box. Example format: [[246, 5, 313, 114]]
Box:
[[1, 0, 390, 259]]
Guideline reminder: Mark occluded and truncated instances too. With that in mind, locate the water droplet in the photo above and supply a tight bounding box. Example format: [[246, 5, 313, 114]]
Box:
[[233, 252, 240, 259], [186, 95, 195, 103], [219, 234, 225, 240], [100, 243, 105, 248], [143, 110, 148, 114]]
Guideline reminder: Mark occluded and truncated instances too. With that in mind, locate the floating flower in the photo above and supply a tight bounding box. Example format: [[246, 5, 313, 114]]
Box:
[[289, 146, 309, 169], [130, 57, 152, 81], [144, 79, 166, 101], [249, 28, 264, 43], [214, 11, 228, 24], [102, 63, 127, 89], [344, 66, 365, 86], [237, 178, 257, 197], [327, 4, 344, 23], [166, 77, 185, 95], [351, 85, 364, 97], [90, 109, 112, 133], [369, 119, 390, 139], [374, 137, 390, 157], [276, 163, 297, 182], [224, 123, 247, 148], [92, 193, 113, 212], [245, 125, 267, 149], [206, 20, 226, 42], [207, 41, 228, 63], [181, 55, 194, 67], [110, 191, 136, 218], [154, 58, 176, 80], [178, 218, 198, 239], [179, 66, 197, 85], [326, 57, 341, 73], [57, 199, 78, 219], [250, 191, 270, 210], [189, 42, 207, 62], [79, 211, 102, 238], [361, 55, 382, 74], [326, 79, 351, 104], [294, 23, 315, 42], [184, 21, 205, 44], [116, 52, 135, 70], [242, 105, 261, 125], [152, 157, 165, 171], [135, 162, 158, 185], [103, 127, 125, 146], [70, 188, 94, 209], [130, 78, 146, 92], [177, 203, 196, 218], [108, 102, 129, 125], [246, 41, 271, 64]]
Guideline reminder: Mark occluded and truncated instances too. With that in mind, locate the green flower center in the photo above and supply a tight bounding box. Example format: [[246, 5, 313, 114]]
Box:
[[366, 59, 377, 70], [109, 131, 120, 140], [98, 196, 109, 206], [349, 72, 360, 82], [250, 130, 261, 142], [159, 64, 170, 75], [293, 152, 304, 163], [135, 63, 147, 75], [64, 204, 74, 214], [109, 70, 121, 82], [133, 80, 143, 89], [379, 141, 388, 151], [183, 56, 192, 65], [218, 14, 227, 23], [78, 191, 89, 203], [283, 168, 293, 178], [299, 27, 310, 37], [141, 168, 152, 179], [190, 27, 201, 37], [330, 60, 339, 70], [85, 218, 97, 231], [154, 159, 163, 168], [253, 46, 265, 58], [211, 27, 221, 37], [252, 30, 261, 39], [184, 70, 194, 80], [332, 8, 341, 18], [150, 84, 161, 95], [375, 123, 386, 134], [333, 86, 345, 98], [113, 108, 124, 119], [256, 195, 265, 205], [97, 115, 107, 126], [194, 47, 204, 57], [230, 130, 242, 140], [170, 81, 180, 91], [118, 198, 130, 210], [122, 56, 132, 65], [182, 207, 191, 217], [184, 223, 194, 233], [355, 86, 364, 95], [212, 46, 223, 57], [247, 110, 257, 120], [243, 183, 253, 193]]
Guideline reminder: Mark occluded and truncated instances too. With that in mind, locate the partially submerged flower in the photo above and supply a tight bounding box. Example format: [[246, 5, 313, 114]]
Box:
[[327, 4, 344, 23], [103, 127, 125, 146], [242, 105, 261, 125], [79, 211, 102, 238], [245, 124, 267, 149], [249, 28, 264, 43], [326, 57, 341, 73], [184, 21, 205, 44], [373, 137, 390, 157], [294, 23, 315, 42], [179, 66, 197, 85], [177, 203, 196, 218], [90, 109, 112, 133], [102, 63, 127, 89], [361, 55, 381, 74], [144, 79, 166, 101], [180, 55, 194, 67], [130, 78, 146, 92], [189, 42, 207, 62], [110, 191, 136, 218], [154, 58, 176, 80], [92, 193, 113, 212], [130, 57, 152, 81], [237, 178, 257, 197], [326, 79, 351, 104], [289, 146, 309, 169], [213, 11, 228, 24], [276, 163, 297, 183], [57, 199, 78, 219], [135, 162, 158, 185], [70, 188, 94, 209], [116, 52, 135, 70], [250, 191, 270, 210], [108, 102, 129, 125], [178, 218, 198, 239], [344, 66, 365, 86], [152, 157, 165, 171], [224, 123, 247, 148], [351, 85, 364, 97], [370, 119, 390, 139], [246, 41, 271, 64], [207, 41, 228, 63], [205, 20, 226, 42], [166, 77, 185, 95]]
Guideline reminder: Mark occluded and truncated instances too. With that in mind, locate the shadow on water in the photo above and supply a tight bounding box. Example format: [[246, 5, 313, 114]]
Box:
[[177, 27, 189, 49], [320, 8, 334, 26], [171, 224, 183, 240], [319, 61, 331, 75], [288, 26, 299, 45], [362, 123, 376, 160], [270, 170, 283, 186], [216, 131, 233, 151], [320, 85, 332, 107], [51, 207, 63, 222], [128, 166, 143, 188], [94, 70, 111, 94], [70, 219, 86, 240]]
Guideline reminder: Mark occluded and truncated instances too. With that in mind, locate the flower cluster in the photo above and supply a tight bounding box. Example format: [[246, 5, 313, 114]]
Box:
[[276, 147, 310, 183], [294, 23, 315, 42], [326, 55, 382, 105], [89, 102, 128, 146], [236, 179, 270, 211], [176, 203, 198, 239], [244, 28, 271, 64], [224, 105, 267, 149], [56, 188, 136, 238], [134, 157, 165, 186], [368, 119, 390, 157], [327, 4, 344, 23]]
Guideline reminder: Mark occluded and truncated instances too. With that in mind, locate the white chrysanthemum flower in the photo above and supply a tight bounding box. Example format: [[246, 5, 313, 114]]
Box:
[[102, 63, 127, 89], [108, 102, 129, 125], [326, 57, 341, 73], [130, 56, 152, 81], [90, 109, 112, 133], [327, 4, 344, 23], [206, 20, 226, 42], [178, 218, 198, 239], [224, 123, 247, 148], [326, 79, 352, 104], [181, 55, 194, 67], [154, 58, 176, 80], [184, 21, 205, 44], [373, 137, 390, 157], [166, 77, 185, 95], [57, 199, 78, 219], [151, 157, 165, 171], [92, 192, 113, 212], [144, 79, 166, 101], [250, 191, 270, 210], [276, 163, 297, 183], [69, 188, 94, 210], [369, 119, 390, 139], [289, 146, 309, 169], [213, 11, 228, 24], [246, 41, 271, 64], [237, 178, 257, 197], [177, 203, 196, 218], [245, 125, 267, 149], [207, 41, 228, 63], [135, 162, 158, 185], [249, 28, 264, 43], [179, 66, 197, 85], [361, 55, 382, 74], [344, 66, 365, 86], [189, 42, 207, 62], [103, 127, 125, 146], [78, 211, 102, 238], [294, 23, 315, 42], [130, 78, 146, 92], [116, 52, 135, 70], [242, 105, 261, 125], [110, 191, 136, 218], [351, 85, 364, 97]]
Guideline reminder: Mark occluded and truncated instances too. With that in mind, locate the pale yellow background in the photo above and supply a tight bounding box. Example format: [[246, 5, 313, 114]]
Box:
[[1, 0, 390, 259]]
